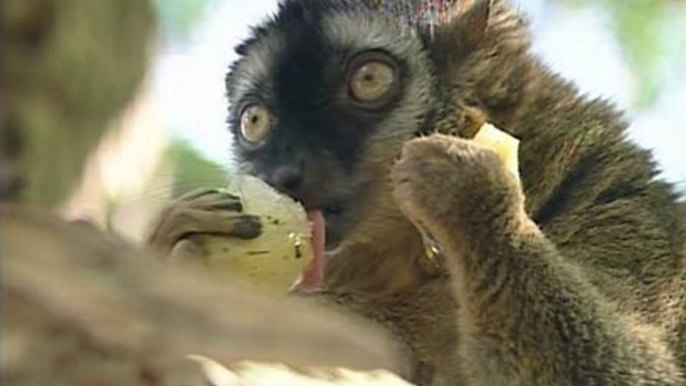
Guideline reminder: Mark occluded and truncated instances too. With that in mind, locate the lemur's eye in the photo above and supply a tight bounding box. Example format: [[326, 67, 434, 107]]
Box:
[[240, 104, 272, 144], [347, 52, 398, 108]]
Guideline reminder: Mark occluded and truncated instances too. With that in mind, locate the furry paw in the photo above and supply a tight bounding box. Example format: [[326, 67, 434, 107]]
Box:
[[391, 134, 522, 241], [146, 188, 262, 257]]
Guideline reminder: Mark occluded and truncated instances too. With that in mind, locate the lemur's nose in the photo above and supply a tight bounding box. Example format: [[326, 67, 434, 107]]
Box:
[[267, 165, 303, 197]]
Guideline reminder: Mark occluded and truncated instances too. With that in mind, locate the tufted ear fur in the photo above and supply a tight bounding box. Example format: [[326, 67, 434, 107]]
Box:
[[427, 0, 537, 136], [431, 0, 529, 61], [430, 0, 490, 61]]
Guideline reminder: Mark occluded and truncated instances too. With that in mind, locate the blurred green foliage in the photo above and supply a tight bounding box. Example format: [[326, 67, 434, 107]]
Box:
[[151, 0, 228, 192], [166, 139, 228, 198], [555, 0, 686, 109], [152, 0, 213, 45], [678, 181, 686, 197]]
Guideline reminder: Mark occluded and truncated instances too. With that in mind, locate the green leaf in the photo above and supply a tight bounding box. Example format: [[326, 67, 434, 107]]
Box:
[[166, 138, 228, 197]]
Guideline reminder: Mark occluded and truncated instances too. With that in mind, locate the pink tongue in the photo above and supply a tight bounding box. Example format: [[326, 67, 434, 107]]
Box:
[[299, 209, 325, 292]]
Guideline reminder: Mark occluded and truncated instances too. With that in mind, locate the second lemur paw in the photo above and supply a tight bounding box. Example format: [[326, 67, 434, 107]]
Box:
[[391, 134, 523, 240]]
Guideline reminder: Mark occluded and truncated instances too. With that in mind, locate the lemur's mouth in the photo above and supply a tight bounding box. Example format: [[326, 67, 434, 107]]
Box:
[[294, 205, 349, 292], [290, 199, 351, 292]]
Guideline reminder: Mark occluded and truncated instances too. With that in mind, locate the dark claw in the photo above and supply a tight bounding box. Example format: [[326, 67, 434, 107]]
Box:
[[232, 215, 263, 239]]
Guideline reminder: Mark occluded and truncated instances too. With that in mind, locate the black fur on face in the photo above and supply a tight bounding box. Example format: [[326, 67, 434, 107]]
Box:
[[226, 0, 439, 248]]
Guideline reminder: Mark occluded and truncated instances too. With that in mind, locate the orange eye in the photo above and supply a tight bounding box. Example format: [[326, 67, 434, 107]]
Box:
[[240, 105, 271, 144], [348, 58, 396, 104]]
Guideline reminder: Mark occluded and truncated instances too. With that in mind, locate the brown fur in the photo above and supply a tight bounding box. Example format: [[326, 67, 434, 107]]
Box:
[[322, 2, 686, 384], [150, 0, 686, 385]]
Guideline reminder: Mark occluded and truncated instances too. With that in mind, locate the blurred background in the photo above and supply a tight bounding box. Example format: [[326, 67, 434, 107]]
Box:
[[62, 0, 686, 242]]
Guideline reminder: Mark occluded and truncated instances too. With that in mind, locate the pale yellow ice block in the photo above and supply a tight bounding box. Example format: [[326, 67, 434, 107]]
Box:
[[196, 175, 314, 295], [472, 122, 520, 180]]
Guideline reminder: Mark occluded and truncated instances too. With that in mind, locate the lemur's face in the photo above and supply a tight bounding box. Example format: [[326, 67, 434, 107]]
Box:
[[227, 0, 438, 249]]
